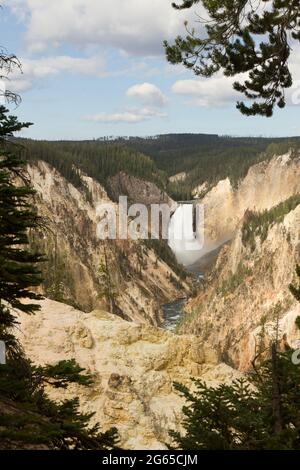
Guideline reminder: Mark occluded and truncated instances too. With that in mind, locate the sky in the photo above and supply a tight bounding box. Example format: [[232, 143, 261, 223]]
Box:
[[1, 0, 300, 140]]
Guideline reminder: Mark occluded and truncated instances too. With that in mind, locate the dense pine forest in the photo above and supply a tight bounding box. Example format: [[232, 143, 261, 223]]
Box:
[[24, 140, 166, 193], [22, 134, 300, 201], [123, 134, 300, 198]]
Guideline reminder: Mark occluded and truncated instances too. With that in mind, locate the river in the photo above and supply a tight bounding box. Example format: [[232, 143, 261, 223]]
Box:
[[162, 203, 227, 331], [162, 264, 204, 331]]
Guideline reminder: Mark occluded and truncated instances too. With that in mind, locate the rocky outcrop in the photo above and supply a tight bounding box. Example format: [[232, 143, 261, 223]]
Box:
[[27, 161, 190, 325], [107, 171, 176, 209], [196, 151, 300, 256], [15, 299, 241, 450], [169, 172, 187, 184], [192, 181, 209, 199], [182, 203, 300, 371]]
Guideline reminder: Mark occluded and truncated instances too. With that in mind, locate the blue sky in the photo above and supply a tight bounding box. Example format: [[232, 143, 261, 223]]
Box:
[[2, 0, 300, 140]]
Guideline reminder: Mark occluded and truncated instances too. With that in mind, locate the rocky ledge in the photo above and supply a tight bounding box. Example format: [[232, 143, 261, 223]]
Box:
[[15, 299, 241, 450]]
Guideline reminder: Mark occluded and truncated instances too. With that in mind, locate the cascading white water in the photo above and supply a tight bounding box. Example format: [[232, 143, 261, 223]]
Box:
[[163, 203, 204, 330], [168, 204, 204, 267]]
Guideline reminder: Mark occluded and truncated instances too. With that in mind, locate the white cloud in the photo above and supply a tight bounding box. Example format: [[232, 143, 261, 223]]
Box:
[[6, 0, 198, 56], [84, 107, 167, 124], [172, 45, 300, 109], [138, 107, 167, 118], [287, 44, 300, 106], [171, 42, 300, 109], [84, 81, 168, 124], [7, 55, 106, 93], [24, 55, 107, 78], [4, 54, 167, 95], [85, 112, 146, 124], [172, 76, 241, 107], [126, 82, 167, 107]]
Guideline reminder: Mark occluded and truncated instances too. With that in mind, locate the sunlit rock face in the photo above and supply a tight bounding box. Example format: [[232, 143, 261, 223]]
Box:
[[183, 202, 300, 371], [107, 171, 176, 209], [15, 299, 241, 450], [26, 160, 190, 325], [195, 152, 300, 254], [172, 152, 300, 361], [169, 152, 300, 269]]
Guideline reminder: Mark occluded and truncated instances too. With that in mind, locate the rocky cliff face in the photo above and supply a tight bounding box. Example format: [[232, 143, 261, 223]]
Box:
[[27, 161, 190, 325], [15, 299, 241, 450], [182, 203, 300, 370], [197, 151, 300, 255], [169, 172, 187, 184], [108, 171, 176, 209]]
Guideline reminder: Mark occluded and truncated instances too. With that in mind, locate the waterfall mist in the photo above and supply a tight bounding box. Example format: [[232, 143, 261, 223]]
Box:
[[168, 204, 204, 267]]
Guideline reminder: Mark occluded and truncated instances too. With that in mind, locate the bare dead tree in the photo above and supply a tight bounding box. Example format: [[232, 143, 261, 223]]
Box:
[[0, 4, 22, 106]]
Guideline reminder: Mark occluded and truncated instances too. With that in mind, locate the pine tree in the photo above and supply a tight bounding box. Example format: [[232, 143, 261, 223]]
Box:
[[165, 1, 300, 116], [289, 265, 300, 302], [0, 356, 119, 449], [0, 105, 43, 318], [170, 265, 300, 450], [0, 106, 119, 450]]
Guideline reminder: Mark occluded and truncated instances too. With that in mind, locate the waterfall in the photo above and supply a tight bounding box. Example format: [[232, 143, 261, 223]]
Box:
[[168, 203, 204, 267], [162, 204, 204, 330]]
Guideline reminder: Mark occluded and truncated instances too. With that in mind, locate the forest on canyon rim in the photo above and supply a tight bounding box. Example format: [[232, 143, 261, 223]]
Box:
[[1, 0, 300, 454]]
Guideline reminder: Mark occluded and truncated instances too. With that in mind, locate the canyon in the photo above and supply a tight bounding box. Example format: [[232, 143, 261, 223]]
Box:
[[181, 150, 300, 370], [197, 151, 300, 256], [182, 203, 300, 370], [27, 161, 190, 326], [10, 147, 300, 449]]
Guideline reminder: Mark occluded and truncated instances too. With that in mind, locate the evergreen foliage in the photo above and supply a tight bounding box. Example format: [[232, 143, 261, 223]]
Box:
[[22, 134, 300, 201], [0, 106, 119, 450], [218, 262, 252, 296], [289, 265, 300, 302], [242, 194, 300, 251], [144, 239, 188, 280], [165, 1, 300, 116], [0, 356, 119, 449], [0, 106, 43, 314], [122, 134, 300, 199], [25, 139, 166, 192], [170, 266, 300, 450]]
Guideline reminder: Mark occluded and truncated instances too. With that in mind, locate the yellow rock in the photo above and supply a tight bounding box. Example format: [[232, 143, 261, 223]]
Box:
[[15, 298, 241, 450]]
